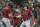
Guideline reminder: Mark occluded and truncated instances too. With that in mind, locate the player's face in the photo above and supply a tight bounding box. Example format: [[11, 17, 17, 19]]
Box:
[[24, 6, 27, 10]]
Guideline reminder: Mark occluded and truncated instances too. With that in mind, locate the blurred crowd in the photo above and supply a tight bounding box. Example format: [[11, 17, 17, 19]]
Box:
[[0, 0, 40, 27]]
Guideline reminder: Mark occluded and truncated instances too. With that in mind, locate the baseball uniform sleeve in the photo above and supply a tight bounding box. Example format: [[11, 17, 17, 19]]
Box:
[[29, 10, 32, 15]]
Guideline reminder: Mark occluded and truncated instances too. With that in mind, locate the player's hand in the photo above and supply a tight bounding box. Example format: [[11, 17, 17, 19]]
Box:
[[22, 19, 24, 22]]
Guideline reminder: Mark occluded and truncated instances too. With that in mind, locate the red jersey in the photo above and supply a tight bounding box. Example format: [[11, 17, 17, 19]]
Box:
[[21, 9, 32, 20], [3, 6, 11, 18], [14, 13, 19, 24]]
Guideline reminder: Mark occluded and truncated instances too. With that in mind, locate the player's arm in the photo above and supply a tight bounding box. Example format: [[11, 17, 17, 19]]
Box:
[[29, 10, 32, 17], [2, 9, 6, 14], [16, 14, 21, 18], [16, 14, 24, 21], [21, 11, 24, 21], [29, 10, 33, 26], [16, 10, 23, 18]]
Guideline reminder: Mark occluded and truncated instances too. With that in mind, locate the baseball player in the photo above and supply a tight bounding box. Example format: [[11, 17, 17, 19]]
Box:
[[20, 6, 32, 27], [13, 12, 20, 27], [2, 3, 13, 27]]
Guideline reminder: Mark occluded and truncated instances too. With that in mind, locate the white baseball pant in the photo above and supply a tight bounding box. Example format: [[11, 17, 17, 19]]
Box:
[[2, 17, 11, 27], [20, 20, 30, 27]]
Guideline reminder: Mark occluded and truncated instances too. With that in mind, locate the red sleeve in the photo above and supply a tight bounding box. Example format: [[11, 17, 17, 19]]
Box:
[[29, 10, 32, 15], [3, 7, 7, 12], [3, 9, 7, 13]]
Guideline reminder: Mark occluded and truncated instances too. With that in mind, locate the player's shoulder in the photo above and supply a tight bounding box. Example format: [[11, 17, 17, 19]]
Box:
[[27, 9, 30, 10], [4, 6, 10, 9], [4, 7, 8, 10], [27, 9, 31, 11], [21, 10, 24, 12]]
